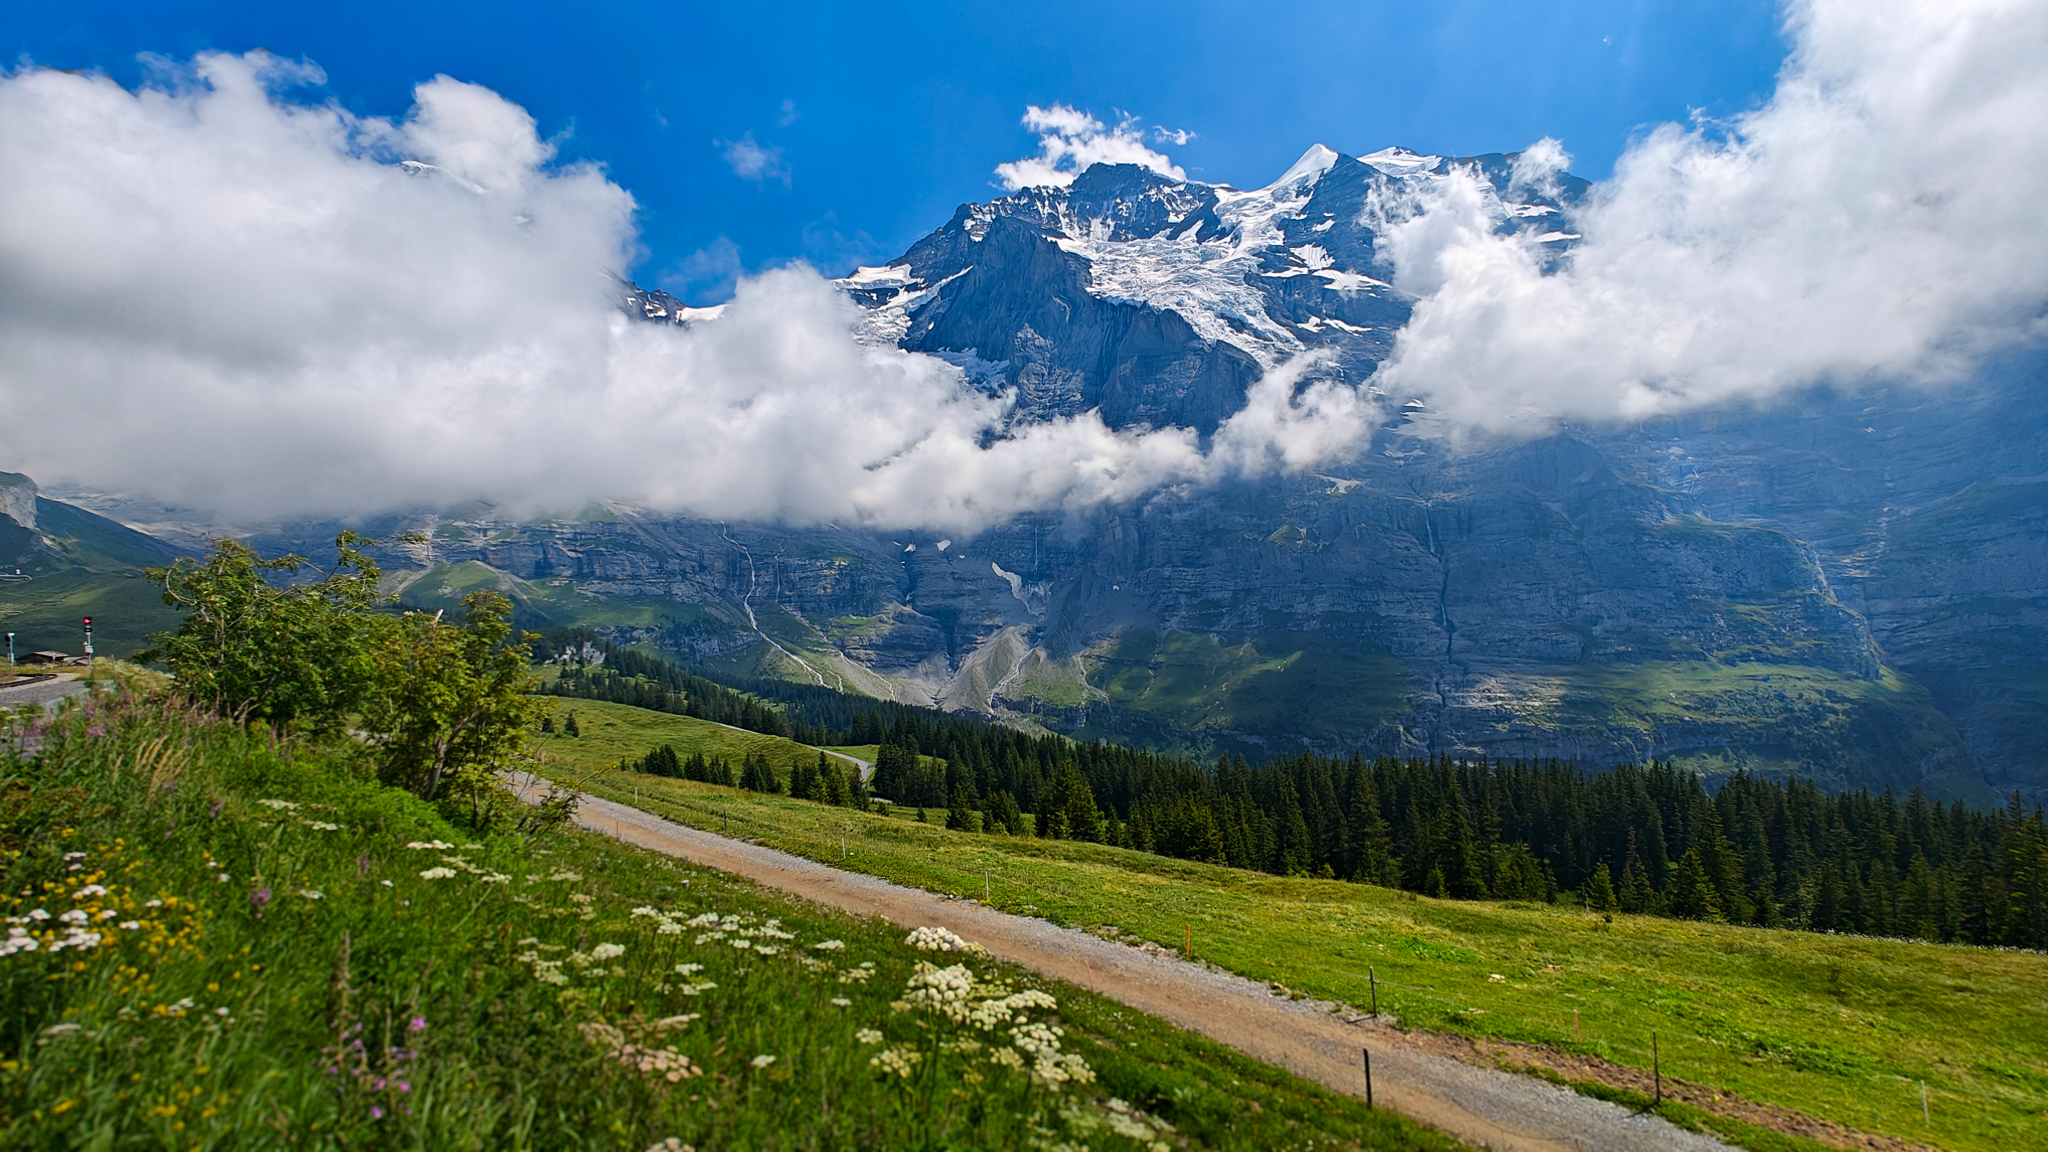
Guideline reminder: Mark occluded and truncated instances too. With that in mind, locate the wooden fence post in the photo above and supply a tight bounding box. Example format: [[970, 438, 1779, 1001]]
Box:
[[1369, 966, 1378, 1016], [1362, 1047, 1373, 1109], [1652, 1031, 1662, 1105]]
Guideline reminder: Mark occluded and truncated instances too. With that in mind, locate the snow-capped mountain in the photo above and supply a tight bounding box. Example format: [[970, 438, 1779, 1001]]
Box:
[[829, 146, 1586, 430]]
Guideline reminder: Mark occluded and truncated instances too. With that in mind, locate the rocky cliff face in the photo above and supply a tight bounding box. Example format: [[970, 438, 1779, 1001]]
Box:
[[0, 472, 36, 532]]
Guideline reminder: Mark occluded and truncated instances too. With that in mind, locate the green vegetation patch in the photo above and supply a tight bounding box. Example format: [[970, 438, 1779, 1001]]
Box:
[[554, 763, 2048, 1152], [0, 692, 1453, 1151]]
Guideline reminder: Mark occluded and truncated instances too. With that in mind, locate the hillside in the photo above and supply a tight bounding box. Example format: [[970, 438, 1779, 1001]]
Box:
[[0, 475, 182, 658], [546, 753, 2048, 1152], [0, 686, 1454, 1150]]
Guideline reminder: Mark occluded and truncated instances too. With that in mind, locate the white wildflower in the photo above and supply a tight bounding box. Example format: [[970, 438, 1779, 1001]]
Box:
[[258, 799, 299, 811], [407, 840, 454, 850], [418, 867, 458, 880], [750, 1054, 776, 1069], [870, 1046, 922, 1078], [831, 997, 851, 1007], [905, 925, 982, 953], [547, 871, 583, 882], [75, 884, 107, 897], [855, 1028, 883, 1044], [591, 942, 627, 961], [812, 939, 845, 950]]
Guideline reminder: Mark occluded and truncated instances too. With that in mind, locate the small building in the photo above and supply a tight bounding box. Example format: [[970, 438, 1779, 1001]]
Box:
[[18, 650, 69, 666]]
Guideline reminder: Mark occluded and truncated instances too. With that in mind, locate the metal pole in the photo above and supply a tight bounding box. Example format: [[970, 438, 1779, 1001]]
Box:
[[1362, 1047, 1373, 1108], [6, 632, 13, 668], [1369, 966, 1377, 1016]]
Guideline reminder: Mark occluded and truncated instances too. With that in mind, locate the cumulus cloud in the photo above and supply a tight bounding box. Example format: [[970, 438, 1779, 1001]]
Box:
[[717, 132, 788, 184], [0, 52, 1362, 534], [994, 104, 1186, 189], [1372, 0, 2048, 434], [1152, 126, 1195, 146]]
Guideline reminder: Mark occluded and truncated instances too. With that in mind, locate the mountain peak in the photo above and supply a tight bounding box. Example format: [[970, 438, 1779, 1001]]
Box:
[[1266, 144, 1341, 190]]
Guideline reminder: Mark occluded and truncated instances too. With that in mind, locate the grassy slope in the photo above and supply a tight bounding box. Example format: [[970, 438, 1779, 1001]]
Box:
[[529, 721, 2047, 1152], [0, 690, 1452, 1151], [0, 501, 183, 659]]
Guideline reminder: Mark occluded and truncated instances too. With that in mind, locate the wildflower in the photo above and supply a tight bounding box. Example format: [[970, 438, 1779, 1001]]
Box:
[[217, 872, 231, 883], [463, 843, 483, 850], [648, 1140, 696, 1152], [215, 1007, 230, 1017], [591, 943, 627, 961], [58, 909, 89, 924], [251, 888, 271, 911], [870, 1046, 922, 1078], [118, 921, 140, 931], [380, 880, 394, 887], [418, 868, 457, 880], [675, 963, 704, 975], [856, 1028, 883, 1045], [62, 852, 86, 862], [75, 884, 107, 897], [568, 893, 594, 904], [1, 928, 39, 957], [406, 840, 454, 850], [812, 939, 845, 950], [409, 1016, 427, 1032], [905, 925, 983, 954], [1488, 973, 1505, 982], [26, 909, 49, 921], [298, 890, 324, 901], [481, 873, 510, 884], [258, 799, 300, 811], [144, 899, 162, 908], [831, 997, 851, 1007], [302, 820, 340, 831], [547, 871, 582, 882], [750, 1054, 777, 1069]]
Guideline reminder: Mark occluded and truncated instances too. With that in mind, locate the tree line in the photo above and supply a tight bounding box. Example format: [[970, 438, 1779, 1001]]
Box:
[[568, 637, 2048, 948]]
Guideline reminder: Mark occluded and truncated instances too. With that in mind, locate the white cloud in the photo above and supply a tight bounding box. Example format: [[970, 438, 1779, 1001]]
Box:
[[1372, 0, 2048, 434], [994, 104, 1186, 190], [717, 132, 788, 184], [0, 53, 1369, 535], [1152, 126, 1195, 147]]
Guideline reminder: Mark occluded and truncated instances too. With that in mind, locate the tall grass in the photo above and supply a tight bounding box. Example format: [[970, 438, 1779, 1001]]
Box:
[[0, 689, 1451, 1151]]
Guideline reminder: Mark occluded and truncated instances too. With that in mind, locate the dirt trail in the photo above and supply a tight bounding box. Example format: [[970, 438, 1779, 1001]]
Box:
[[514, 776, 1730, 1152]]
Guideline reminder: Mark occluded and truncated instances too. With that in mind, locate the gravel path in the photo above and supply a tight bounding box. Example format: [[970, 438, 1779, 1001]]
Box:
[[516, 775, 1733, 1152]]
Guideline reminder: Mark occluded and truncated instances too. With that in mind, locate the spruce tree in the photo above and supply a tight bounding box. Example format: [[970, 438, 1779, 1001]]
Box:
[[1665, 847, 1722, 921], [1586, 861, 1619, 912], [946, 785, 979, 832]]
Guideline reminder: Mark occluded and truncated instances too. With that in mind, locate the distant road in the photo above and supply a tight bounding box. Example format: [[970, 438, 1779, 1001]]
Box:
[[0, 674, 90, 710], [511, 774, 1733, 1152]]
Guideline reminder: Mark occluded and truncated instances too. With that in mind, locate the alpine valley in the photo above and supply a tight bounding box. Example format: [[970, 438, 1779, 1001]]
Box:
[[11, 146, 2045, 801]]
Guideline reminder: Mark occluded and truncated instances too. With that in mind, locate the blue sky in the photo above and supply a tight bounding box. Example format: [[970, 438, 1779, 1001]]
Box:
[[8, 0, 1788, 303]]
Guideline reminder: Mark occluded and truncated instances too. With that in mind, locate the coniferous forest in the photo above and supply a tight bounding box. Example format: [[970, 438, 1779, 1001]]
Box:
[[553, 632, 2048, 949]]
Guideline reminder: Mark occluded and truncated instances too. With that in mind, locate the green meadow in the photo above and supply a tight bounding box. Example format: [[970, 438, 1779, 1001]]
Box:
[[1, 687, 1449, 1150], [530, 706, 2048, 1152]]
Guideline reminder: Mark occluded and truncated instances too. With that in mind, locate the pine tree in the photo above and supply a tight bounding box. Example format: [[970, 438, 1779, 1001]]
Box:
[[946, 785, 979, 832], [539, 714, 553, 734], [1665, 847, 1723, 921], [1586, 861, 1619, 912], [563, 711, 579, 737]]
